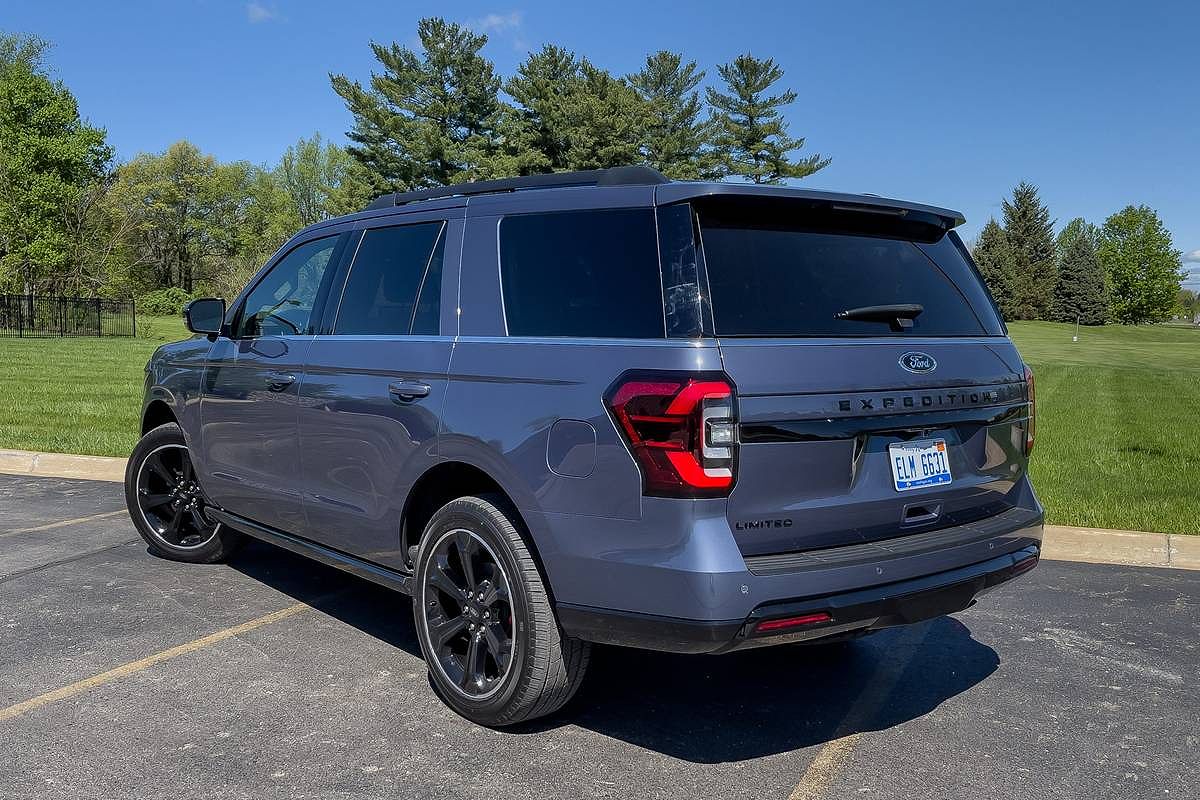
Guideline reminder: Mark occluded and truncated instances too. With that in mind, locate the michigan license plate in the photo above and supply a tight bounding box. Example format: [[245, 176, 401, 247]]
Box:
[[889, 439, 952, 491]]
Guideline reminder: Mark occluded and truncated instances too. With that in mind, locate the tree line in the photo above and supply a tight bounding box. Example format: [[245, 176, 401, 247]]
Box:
[[0, 22, 1189, 325], [972, 183, 1186, 325], [0, 20, 824, 307]]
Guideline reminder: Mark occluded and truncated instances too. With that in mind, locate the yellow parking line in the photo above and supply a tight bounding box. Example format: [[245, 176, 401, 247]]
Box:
[[1, 509, 128, 537], [788, 624, 930, 800], [0, 602, 310, 723]]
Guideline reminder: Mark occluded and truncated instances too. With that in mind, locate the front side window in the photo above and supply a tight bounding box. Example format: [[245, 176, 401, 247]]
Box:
[[499, 209, 664, 338], [334, 222, 445, 335], [236, 235, 338, 338]]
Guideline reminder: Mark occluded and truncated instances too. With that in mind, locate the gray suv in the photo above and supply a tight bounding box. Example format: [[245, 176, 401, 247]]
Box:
[[125, 166, 1043, 726]]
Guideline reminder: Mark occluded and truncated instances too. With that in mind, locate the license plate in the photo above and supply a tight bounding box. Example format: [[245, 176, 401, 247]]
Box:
[[889, 439, 952, 491]]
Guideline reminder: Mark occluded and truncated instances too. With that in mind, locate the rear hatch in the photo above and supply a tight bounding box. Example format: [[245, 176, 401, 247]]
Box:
[[692, 195, 1032, 557]]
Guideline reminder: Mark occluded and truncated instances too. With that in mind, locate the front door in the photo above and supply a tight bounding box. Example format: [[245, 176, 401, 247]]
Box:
[[198, 233, 344, 532], [297, 218, 456, 568]]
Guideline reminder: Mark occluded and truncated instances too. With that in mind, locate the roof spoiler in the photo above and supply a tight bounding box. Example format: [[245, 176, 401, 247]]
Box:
[[365, 165, 669, 211]]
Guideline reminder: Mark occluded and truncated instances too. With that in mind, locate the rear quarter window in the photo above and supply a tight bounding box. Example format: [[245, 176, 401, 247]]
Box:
[[698, 208, 1004, 338], [499, 209, 664, 338]]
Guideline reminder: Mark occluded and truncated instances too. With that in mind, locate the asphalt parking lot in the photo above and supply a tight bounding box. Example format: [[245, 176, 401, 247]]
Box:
[[1, 473, 1196, 799]]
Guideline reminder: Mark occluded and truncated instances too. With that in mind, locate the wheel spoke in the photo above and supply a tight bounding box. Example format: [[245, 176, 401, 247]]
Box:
[[481, 581, 509, 608], [188, 507, 211, 534], [427, 557, 467, 601], [181, 455, 194, 482], [164, 504, 185, 539], [145, 452, 174, 486], [427, 613, 467, 649], [454, 531, 478, 590], [461, 635, 485, 689], [483, 623, 510, 666], [139, 492, 173, 510]]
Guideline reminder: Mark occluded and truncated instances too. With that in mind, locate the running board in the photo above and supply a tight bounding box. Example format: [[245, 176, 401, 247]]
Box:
[[208, 509, 414, 595]]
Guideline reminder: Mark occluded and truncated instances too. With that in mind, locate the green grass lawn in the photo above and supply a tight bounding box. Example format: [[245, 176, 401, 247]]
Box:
[[1, 316, 1196, 534], [0, 316, 188, 458], [1008, 321, 1200, 534]]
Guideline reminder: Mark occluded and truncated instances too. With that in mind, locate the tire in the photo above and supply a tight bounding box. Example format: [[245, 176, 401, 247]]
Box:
[[124, 422, 242, 563], [412, 494, 590, 726]]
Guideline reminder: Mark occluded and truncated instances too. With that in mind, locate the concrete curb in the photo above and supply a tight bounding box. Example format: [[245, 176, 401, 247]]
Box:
[[0, 448, 126, 483], [1, 448, 1195, 570]]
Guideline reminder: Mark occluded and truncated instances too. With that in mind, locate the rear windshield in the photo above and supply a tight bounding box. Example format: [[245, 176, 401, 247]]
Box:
[[698, 205, 1004, 338]]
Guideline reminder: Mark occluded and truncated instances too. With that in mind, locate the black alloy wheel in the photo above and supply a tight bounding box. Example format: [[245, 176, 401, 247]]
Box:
[[421, 528, 515, 699]]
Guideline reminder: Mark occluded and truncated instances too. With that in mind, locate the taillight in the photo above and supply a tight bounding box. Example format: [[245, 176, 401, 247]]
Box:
[[1024, 364, 1036, 456], [605, 372, 737, 498]]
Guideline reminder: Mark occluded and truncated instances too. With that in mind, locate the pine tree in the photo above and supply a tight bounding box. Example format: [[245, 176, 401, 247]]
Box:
[[706, 54, 828, 184], [1052, 230, 1107, 324], [1001, 182, 1057, 319], [1055, 216, 1099, 259], [628, 51, 715, 179], [497, 44, 579, 175], [495, 47, 646, 175], [329, 18, 502, 191], [972, 219, 1019, 320], [1097, 205, 1186, 324]]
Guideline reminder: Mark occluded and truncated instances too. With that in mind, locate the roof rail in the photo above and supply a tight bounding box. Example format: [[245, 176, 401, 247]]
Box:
[[363, 165, 669, 211]]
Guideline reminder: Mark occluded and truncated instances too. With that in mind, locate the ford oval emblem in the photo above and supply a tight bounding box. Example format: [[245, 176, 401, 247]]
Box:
[[899, 352, 937, 374]]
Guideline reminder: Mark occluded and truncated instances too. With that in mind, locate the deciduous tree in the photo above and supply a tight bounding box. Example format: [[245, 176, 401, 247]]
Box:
[[1097, 205, 1185, 324], [0, 34, 110, 295]]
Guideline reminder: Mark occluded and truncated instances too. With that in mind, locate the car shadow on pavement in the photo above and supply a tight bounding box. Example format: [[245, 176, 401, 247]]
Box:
[[558, 614, 998, 762], [227, 540, 424, 658], [228, 539, 999, 763]]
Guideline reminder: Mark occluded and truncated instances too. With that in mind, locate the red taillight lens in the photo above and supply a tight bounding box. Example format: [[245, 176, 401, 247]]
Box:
[[1024, 364, 1036, 456], [606, 372, 737, 498]]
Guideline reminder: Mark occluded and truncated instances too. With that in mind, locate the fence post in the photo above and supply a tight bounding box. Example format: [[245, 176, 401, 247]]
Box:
[[96, 298, 102, 337], [131, 299, 137, 338]]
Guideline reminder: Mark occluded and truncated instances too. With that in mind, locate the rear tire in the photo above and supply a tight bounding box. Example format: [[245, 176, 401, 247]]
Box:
[[412, 494, 590, 726], [124, 422, 242, 563]]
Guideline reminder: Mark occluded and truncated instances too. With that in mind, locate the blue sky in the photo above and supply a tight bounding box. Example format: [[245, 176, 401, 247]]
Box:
[[8, 1, 1199, 287]]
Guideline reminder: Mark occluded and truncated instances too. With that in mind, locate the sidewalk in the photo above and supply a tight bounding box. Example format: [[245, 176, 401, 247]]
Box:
[[2, 447, 1195, 570]]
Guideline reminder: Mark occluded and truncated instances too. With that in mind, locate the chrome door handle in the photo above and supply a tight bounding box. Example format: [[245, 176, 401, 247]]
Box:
[[388, 380, 431, 401], [265, 372, 296, 391]]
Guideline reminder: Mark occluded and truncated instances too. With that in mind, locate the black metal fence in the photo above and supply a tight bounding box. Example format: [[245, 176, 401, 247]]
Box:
[[0, 294, 137, 338]]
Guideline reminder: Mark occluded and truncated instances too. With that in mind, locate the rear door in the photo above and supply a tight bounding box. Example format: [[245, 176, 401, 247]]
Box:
[[296, 213, 458, 567], [692, 197, 1031, 557]]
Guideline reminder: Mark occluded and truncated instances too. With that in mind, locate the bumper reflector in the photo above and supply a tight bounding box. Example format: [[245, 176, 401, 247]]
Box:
[[754, 612, 833, 634]]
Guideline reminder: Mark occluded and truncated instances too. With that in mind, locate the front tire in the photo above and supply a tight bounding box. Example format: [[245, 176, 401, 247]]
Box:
[[412, 495, 590, 726], [124, 422, 241, 563]]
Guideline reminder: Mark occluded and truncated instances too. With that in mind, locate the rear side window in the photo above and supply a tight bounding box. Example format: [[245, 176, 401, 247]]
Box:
[[334, 222, 445, 335], [699, 208, 1004, 338], [499, 209, 664, 338]]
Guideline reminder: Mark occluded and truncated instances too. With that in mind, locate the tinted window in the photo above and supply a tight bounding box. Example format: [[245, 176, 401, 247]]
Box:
[[699, 214, 1002, 337], [237, 235, 337, 337], [412, 229, 446, 335], [499, 209, 664, 338], [334, 222, 444, 335]]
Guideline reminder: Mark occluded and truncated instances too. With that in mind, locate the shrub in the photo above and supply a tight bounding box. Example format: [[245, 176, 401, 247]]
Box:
[[136, 287, 194, 316]]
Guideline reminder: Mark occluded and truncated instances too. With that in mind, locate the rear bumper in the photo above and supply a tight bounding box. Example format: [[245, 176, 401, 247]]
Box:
[[558, 544, 1040, 654]]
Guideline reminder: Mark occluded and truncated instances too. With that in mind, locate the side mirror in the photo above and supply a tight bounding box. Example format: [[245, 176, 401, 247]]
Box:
[[184, 298, 226, 337]]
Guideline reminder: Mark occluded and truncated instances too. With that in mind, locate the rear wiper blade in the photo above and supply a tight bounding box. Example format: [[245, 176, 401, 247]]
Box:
[[835, 303, 924, 331]]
